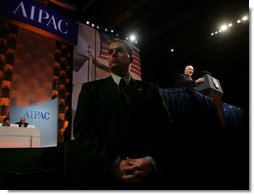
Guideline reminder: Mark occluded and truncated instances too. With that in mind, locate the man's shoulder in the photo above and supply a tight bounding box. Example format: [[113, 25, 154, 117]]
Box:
[[82, 77, 111, 87], [132, 79, 159, 90], [178, 73, 186, 78]]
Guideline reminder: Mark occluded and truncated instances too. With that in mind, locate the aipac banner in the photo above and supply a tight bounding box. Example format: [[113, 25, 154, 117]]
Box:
[[10, 98, 58, 147], [1, 0, 78, 45]]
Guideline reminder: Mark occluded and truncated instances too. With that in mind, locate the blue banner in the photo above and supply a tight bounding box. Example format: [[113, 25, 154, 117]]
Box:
[[2, 0, 78, 45]]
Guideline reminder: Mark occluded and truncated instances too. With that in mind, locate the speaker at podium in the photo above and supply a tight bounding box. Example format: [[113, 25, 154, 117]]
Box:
[[194, 73, 223, 95]]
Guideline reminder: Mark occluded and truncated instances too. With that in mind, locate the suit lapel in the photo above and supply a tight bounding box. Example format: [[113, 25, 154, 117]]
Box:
[[103, 76, 120, 99], [129, 78, 144, 107], [102, 76, 126, 114], [101, 76, 144, 112]]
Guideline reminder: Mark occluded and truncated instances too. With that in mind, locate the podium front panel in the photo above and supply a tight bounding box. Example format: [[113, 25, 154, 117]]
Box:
[[0, 127, 41, 148], [194, 74, 223, 95]]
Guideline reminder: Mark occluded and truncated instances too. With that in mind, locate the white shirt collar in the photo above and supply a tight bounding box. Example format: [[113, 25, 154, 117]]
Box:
[[110, 73, 131, 85]]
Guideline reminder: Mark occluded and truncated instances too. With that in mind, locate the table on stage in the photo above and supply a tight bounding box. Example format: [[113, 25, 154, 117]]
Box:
[[0, 126, 41, 148]]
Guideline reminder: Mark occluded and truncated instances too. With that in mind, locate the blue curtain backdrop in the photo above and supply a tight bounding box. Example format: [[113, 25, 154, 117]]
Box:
[[160, 88, 245, 130]]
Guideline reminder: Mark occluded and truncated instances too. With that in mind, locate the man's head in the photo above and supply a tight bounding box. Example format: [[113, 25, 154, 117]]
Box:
[[20, 117, 26, 124], [108, 38, 133, 77], [3, 117, 10, 126], [184, 65, 194, 77]]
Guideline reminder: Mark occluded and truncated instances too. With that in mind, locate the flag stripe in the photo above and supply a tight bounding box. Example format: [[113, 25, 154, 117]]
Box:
[[132, 58, 140, 65], [101, 50, 109, 57], [132, 55, 140, 62], [102, 44, 109, 50], [131, 64, 141, 72], [130, 68, 141, 77], [131, 45, 140, 53], [133, 51, 140, 58], [100, 56, 108, 60]]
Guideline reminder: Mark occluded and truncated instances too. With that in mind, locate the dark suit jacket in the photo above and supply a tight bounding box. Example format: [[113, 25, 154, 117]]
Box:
[[73, 76, 172, 189], [177, 73, 196, 88], [15, 122, 29, 127]]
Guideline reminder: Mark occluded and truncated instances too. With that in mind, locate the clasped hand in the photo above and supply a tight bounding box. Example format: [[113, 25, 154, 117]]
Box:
[[113, 157, 153, 184]]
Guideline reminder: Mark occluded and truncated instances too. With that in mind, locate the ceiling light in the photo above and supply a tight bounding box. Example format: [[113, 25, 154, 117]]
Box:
[[228, 23, 233, 27], [170, 49, 174, 52], [242, 16, 248, 21], [237, 19, 241, 23], [111, 30, 114, 33], [129, 35, 136, 42], [211, 33, 214, 36], [220, 24, 228, 31], [91, 24, 95, 27], [86, 21, 90, 25]]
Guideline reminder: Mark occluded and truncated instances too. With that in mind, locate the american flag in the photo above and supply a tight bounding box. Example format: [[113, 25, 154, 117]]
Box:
[[130, 45, 142, 78], [99, 41, 142, 80], [100, 41, 109, 61]]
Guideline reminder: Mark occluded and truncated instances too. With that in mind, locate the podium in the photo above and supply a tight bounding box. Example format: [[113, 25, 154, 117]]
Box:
[[194, 74, 224, 127]]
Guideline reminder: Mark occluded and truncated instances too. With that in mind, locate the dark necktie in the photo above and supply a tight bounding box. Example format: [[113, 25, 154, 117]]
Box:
[[119, 78, 129, 105]]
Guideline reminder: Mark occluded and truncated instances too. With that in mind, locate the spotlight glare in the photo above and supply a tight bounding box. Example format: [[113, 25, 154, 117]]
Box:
[[86, 21, 90, 25], [91, 23, 95, 27], [96, 26, 99, 29], [105, 28, 108, 32], [111, 29, 114, 33], [242, 16, 248, 21], [116, 34, 119, 37], [237, 19, 241, 23], [220, 24, 228, 31], [170, 49, 174, 52], [218, 30, 222, 32], [129, 35, 136, 42], [211, 33, 214, 36], [135, 40, 138, 44], [215, 31, 218, 34], [228, 23, 233, 27]]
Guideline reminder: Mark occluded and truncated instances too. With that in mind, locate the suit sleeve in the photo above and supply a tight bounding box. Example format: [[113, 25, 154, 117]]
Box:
[[73, 83, 117, 171], [177, 74, 196, 87], [148, 85, 173, 167]]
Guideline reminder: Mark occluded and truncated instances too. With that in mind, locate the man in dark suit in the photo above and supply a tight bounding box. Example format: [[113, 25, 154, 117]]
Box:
[[15, 117, 29, 127], [73, 38, 173, 189], [177, 65, 205, 87]]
